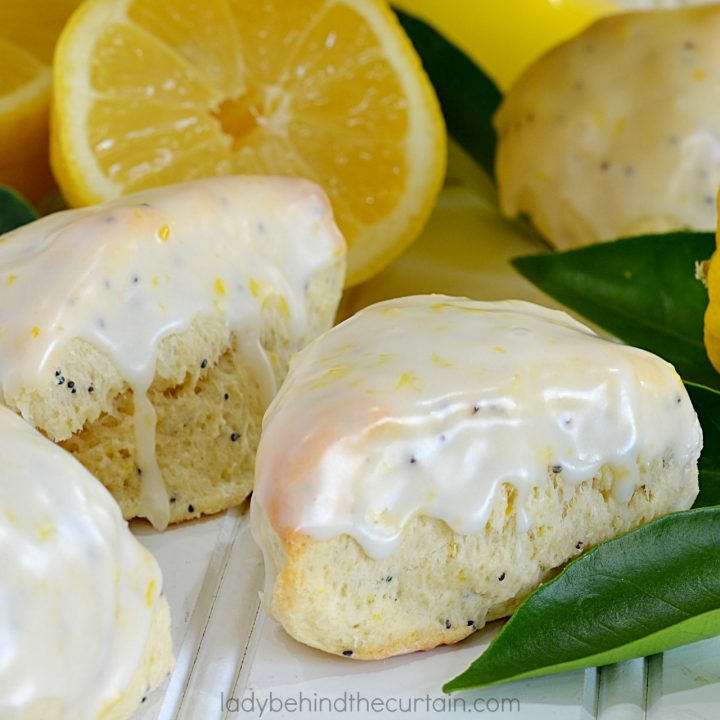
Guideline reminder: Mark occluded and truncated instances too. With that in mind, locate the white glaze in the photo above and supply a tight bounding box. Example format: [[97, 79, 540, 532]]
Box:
[[252, 295, 702, 559], [0, 406, 165, 718], [0, 176, 345, 529], [495, 6, 720, 248]]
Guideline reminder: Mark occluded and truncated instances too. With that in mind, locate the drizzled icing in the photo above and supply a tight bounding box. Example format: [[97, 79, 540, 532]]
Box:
[[0, 406, 166, 718], [253, 295, 702, 559], [495, 6, 720, 248], [0, 176, 345, 529]]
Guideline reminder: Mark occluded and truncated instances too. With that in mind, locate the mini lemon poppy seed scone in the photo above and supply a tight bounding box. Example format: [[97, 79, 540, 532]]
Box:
[[495, 5, 720, 249], [0, 175, 345, 529], [0, 406, 172, 719], [251, 295, 702, 660]]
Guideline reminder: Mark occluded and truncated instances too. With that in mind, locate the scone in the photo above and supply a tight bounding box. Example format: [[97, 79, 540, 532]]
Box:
[[0, 405, 173, 719], [251, 295, 702, 659], [495, 6, 720, 249], [0, 175, 346, 529]]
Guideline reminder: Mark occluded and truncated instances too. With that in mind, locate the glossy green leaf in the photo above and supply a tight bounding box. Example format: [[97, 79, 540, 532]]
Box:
[[512, 232, 718, 389], [444, 507, 720, 692], [394, 8, 503, 179], [0, 185, 38, 235], [686, 381, 720, 508]]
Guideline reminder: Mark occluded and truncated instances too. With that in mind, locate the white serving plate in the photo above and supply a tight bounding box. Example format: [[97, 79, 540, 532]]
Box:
[[131, 504, 720, 720], [127, 142, 720, 719]]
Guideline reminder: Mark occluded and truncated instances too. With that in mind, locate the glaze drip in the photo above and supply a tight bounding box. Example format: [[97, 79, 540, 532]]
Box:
[[0, 176, 345, 528], [253, 296, 702, 558]]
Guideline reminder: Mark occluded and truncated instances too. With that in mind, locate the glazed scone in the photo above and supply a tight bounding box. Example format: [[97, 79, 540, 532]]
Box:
[[495, 6, 720, 249], [251, 295, 702, 660], [0, 175, 345, 529], [0, 406, 172, 718]]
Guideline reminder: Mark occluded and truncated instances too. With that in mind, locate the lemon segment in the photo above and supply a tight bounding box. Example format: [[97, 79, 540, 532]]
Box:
[[0, 0, 84, 64], [0, 42, 52, 203], [0, 0, 82, 202]]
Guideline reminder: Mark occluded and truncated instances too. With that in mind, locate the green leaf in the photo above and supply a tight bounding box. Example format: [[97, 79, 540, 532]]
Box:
[[394, 8, 503, 179], [444, 507, 720, 692], [512, 232, 718, 389], [686, 381, 720, 508], [0, 185, 38, 235]]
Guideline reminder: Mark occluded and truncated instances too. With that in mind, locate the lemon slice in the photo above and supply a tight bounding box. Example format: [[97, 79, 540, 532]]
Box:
[[51, 0, 446, 286], [0, 1, 81, 202]]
